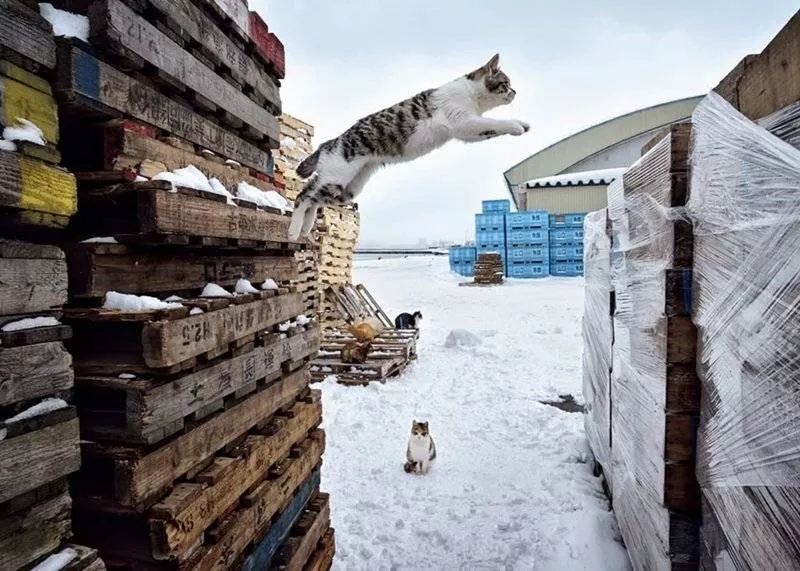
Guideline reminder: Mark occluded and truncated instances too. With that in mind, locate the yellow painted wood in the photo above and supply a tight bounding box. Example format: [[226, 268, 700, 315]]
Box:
[[19, 157, 76, 216], [0, 61, 52, 94], [0, 75, 59, 144]]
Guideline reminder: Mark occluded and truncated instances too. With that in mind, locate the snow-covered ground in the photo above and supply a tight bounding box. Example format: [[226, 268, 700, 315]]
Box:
[[319, 256, 629, 570]]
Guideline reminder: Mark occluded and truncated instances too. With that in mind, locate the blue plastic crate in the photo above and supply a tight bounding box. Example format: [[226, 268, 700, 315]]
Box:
[[450, 260, 475, 277], [506, 228, 548, 246], [505, 210, 549, 230], [550, 261, 584, 276], [549, 245, 584, 261], [548, 228, 584, 245], [475, 213, 505, 230], [507, 262, 549, 279], [482, 199, 511, 214], [548, 213, 587, 228], [449, 246, 476, 263], [508, 245, 549, 262], [476, 230, 506, 245]]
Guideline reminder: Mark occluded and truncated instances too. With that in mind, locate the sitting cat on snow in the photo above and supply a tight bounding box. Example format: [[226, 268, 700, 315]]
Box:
[[395, 311, 422, 329], [288, 54, 529, 239], [404, 420, 436, 475]]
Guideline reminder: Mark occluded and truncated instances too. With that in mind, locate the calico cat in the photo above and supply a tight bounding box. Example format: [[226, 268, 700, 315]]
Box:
[[405, 420, 436, 475], [340, 341, 372, 364], [288, 54, 529, 239], [395, 311, 422, 329]]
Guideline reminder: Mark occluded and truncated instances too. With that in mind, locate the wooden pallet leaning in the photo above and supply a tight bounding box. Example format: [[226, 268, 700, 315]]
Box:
[[326, 283, 394, 329], [69, 242, 299, 300], [73, 393, 324, 568], [54, 40, 273, 174]]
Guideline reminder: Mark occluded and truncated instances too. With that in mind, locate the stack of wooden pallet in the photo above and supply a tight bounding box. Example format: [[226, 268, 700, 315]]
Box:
[[692, 12, 800, 570], [605, 123, 701, 570], [471, 252, 504, 285], [0, 4, 103, 570], [317, 206, 361, 328], [275, 114, 314, 203]]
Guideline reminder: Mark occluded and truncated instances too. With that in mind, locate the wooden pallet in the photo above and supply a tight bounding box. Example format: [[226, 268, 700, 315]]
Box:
[[0, 0, 56, 71], [84, 0, 278, 146], [268, 493, 331, 571], [71, 180, 298, 249], [0, 239, 67, 315], [74, 396, 323, 566], [66, 291, 304, 373], [0, 60, 59, 147], [319, 329, 417, 360], [68, 242, 299, 299], [310, 355, 407, 385], [77, 327, 320, 444], [303, 529, 335, 571], [54, 40, 272, 174]]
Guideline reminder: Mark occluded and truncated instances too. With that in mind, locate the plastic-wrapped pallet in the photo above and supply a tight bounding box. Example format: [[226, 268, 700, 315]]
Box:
[[689, 92, 800, 569], [581, 208, 613, 472], [607, 122, 701, 570]]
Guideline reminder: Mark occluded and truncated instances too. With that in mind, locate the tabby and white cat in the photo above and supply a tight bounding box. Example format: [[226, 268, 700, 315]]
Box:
[[288, 54, 529, 239], [405, 420, 436, 475]]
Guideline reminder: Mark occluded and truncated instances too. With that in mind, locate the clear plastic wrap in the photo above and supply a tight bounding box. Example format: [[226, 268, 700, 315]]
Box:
[[582, 208, 613, 470], [689, 92, 800, 569]]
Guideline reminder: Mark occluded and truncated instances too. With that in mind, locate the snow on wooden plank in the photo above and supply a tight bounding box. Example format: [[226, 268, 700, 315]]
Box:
[[87, 0, 278, 145], [0, 61, 59, 145], [54, 41, 273, 174], [0, 0, 56, 70], [0, 151, 77, 219]]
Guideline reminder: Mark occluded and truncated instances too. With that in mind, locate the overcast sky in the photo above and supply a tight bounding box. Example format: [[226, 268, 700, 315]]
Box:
[[254, 1, 797, 247]]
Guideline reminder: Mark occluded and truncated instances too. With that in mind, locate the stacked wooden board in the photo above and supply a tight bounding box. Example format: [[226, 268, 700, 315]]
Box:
[[690, 12, 800, 570], [0, 4, 103, 569], [469, 252, 504, 285], [310, 328, 419, 386], [317, 206, 360, 328], [275, 114, 314, 203]]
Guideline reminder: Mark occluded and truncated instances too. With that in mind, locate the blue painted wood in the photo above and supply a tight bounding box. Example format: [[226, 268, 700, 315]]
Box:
[[242, 470, 321, 571]]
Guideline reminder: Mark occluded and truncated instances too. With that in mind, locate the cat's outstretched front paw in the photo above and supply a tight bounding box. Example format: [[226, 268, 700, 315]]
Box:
[[508, 120, 530, 136]]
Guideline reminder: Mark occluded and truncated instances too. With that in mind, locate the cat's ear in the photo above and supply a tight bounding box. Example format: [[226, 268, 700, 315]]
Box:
[[467, 54, 500, 80], [486, 54, 500, 72]]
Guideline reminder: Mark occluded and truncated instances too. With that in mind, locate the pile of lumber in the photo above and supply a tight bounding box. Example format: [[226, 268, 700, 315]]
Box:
[[691, 12, 800, 570], [317, 206, 361, 328], [275, 114, 314, 203], [1, 0, 337, 568], [471, 252, 504, 285], [0, 5, 102, 569]]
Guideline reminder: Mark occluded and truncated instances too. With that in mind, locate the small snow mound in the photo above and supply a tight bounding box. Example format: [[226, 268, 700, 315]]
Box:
[[2, 316, 60, 332], [4, 398, 68, 425], [278, 321, 293, 332], [0, 139, 17, 152], [323, 374, 339, 383], [236, 181, 293, 213], [39, 4, 89, 40], [81, 236, 118, 244], [164, 295, 184, 302], [201, 283, 233, 298], [134, 175, 149, 182], [118, 373, 136, 379], [103, 291, 183, 312], [261, 278, 279, 291], [190, 307, 205, 315], [235, 278, 259, 294], [3, 118, 46, 146], [208, 177, 236, 205], [225, 159, 242, 167], [444, 329, 483, 349], [281, 137, 298, 149], [295, 315, 311, 326], [153, 165, 214, 194], [30, 547, 78, 571]]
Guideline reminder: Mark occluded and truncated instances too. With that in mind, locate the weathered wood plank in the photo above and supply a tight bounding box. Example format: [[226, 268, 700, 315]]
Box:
[[0, 61, 59, 144], [0, 151, 77, 218], [81, 367, 309, 508], [68, 244, 298, 298], [0, 414, 80, 503], [0, 0, 56, 70], [247, 11, 285, 80], [55, 41, 272, 174], [272, 496, 330, 571], [78, 327, 320, 443], [150, 400, 322, 559], [206, 0, 250, 40], [88, 0, 278, 144], [0, 490, 71, 570], [0, 254, 67, 315], [0, 341, 73, 407], [241, 468, 322, 571], [303, 529, 334, 571], [142, 293, 304, 368], [137, 0, 280, 113]]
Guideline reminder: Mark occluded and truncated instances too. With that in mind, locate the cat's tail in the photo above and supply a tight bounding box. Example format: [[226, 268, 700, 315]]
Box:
[[295, 149, 320, 179]]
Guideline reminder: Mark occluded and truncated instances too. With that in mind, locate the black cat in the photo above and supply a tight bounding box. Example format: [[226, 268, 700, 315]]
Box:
[[395, 311, 422, 329]]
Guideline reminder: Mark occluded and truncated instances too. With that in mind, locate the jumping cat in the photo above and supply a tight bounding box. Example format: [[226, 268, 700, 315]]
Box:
[[288, 54, 529, 239], [405, 420, 436, 475], [340, 341, 372, 364], [395, 311, 422, 329]]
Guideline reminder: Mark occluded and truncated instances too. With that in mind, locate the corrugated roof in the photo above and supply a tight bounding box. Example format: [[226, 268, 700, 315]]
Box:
[[523, 168, 626, 189]]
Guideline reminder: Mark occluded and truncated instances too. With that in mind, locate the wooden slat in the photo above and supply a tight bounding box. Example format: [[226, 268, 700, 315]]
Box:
[[0, 0, 56, 70], [0, 414, 80, 503], [88, 0, 278, 145], [78, 327, 320, 443], [0, 490, 71, 570], [82, 367, 309, 508], [302, 529, 334, 571], [208, 0, 249, 40], [54, 41, 272, 174], [142, 293, 304, 368], [271, 495, 330, 571], [0, 61, 59, 144], [0, 151, 77, 218], [0, 341, 73, 407], [68, 244, 298, 298], [150, 400, 322, 559], [140, 0, 280, 113], [0, 254, 67, 316]]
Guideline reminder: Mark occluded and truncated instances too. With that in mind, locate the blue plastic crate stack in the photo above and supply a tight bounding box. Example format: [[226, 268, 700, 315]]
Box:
[[548, 213, 586, 276], [475, 199, 509, 272], [449, 246, 477, 276], [505, 210, 550, 278]]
